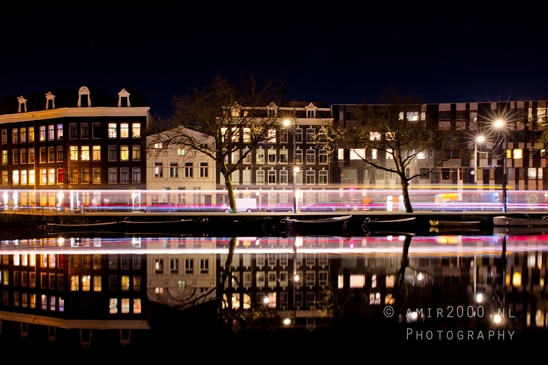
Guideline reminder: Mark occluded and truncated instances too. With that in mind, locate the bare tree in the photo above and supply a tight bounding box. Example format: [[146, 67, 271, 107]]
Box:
[[148, 74, 285, 213], [321, 90, 449, 213]]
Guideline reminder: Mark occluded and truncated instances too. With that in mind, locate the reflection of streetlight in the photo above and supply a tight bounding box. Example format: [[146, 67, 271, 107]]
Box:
[[292, 240, 299, 326], [283, 119, 298, 213], [494, 119, 508, 213]]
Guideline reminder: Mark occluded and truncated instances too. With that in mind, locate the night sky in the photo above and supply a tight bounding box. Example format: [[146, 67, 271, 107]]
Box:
[[1, 1, 548, 117]]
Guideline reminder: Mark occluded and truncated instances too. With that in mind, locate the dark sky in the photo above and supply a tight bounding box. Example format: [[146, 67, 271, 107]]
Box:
[[1, 1, 548, 117]]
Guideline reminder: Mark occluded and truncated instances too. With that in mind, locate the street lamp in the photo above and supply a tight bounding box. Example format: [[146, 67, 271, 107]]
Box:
[[494, 119, 508, 213], [473, 135, 486, 184], [283, 119, 298, 213]]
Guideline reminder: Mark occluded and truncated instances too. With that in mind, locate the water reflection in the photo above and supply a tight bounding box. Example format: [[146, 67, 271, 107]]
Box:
[[0, 232, 547, 348]]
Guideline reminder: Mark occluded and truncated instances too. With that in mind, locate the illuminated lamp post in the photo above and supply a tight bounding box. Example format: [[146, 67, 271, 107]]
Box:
[[283, 119, 298, 213], [473, 135, 486, 184], [494, 119, 508, 213]]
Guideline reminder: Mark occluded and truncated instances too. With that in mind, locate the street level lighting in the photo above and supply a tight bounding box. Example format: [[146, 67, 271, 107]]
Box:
[[473, 135, 486, 183], [494, 119, 508, 213], [283, 119, 298, 213]]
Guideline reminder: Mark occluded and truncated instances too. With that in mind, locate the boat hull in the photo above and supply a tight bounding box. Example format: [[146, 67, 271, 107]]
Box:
[[284, 215, 352, 235], [493, 216, 548, 227], [125, 219, 199, 234], [362, 217, 417, 232], [43, 221, 126, 233]]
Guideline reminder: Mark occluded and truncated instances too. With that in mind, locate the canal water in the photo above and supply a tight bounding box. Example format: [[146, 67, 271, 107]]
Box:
[[0, 228, 547, 354]]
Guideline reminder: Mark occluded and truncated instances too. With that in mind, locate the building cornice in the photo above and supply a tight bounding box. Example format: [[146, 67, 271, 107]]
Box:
[[0, 107, 151, 124]]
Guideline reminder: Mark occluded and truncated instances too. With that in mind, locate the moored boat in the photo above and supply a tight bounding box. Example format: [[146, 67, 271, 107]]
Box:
[[362, 217, 417, 232], [124, 218, 200, 234], [284, 215, 352, 234], [41, 221, 125, 233], [493, 215, 548, 227]]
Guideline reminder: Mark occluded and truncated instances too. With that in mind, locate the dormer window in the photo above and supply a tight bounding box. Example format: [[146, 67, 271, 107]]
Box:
[[45, 92, 56, 109], [78, 86, 91, 107], [230, 103, 241, 117], [305, 103, 317, 118], [267, 102, 278, 117], [17, 96, 27, 113], [118, 88, 131, 107]]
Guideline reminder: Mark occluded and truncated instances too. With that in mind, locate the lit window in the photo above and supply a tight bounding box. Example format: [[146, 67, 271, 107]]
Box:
[[70, 275, 79, 291], [121, 276, 130, 291], [82, 275, 91, 291], [134, 298, 142, 314], [122, 298, 130, 313], [108, 123, 117, 138], [350, 274, 365, 288], [132, 123, 141, 138], [120, 123, 129, 138], [370, 132, 381, 140], [155, 163, 163, 178], [12, 170, 19, 185], [350, 149, 365, 160], [92, 146, 101, 161], [513, 149, 522, 159], [120, 146, 129, 161], [371, 149, 377, 159], [70, 146, 78, 161], [109, 298, 118, 314], [81, 146, 90, 161], [386, 149, 394, 159]]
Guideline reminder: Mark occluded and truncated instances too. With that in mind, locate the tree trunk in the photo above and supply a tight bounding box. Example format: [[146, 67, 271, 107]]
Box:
[[400, 178, 413, 213], [221, 237, 237, 289], [219, 236, 237, 319], [222, 170, 237, 213], [394, 235, 413, 316]]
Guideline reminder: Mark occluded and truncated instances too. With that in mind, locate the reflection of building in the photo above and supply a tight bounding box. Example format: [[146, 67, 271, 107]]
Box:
[[0, 233, 547, 345], [146, 237, 217, 307], [0, 86, 152, 208], [221, 236, 333, 328], [0, 249, 148, 348]]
